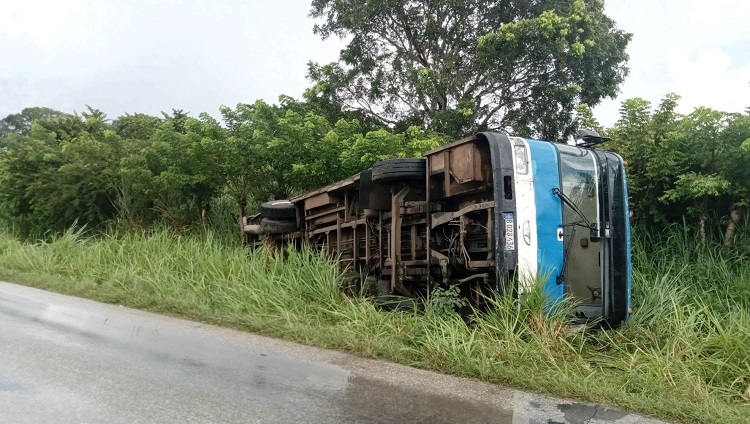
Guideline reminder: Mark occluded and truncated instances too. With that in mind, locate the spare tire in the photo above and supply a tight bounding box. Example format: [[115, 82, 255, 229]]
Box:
[[260, 217, 298, 234], [260, 200, 297, 219], [371, 158, 426, 182]]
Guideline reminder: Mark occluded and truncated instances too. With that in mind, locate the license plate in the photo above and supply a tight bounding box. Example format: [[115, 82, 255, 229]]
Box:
[[503, 213, 515, 251]]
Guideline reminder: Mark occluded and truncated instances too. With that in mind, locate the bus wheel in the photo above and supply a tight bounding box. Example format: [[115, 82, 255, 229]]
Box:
[[260, 200, 297, 219], [371, 158, 426, 182], [260, 217, 297, 234]]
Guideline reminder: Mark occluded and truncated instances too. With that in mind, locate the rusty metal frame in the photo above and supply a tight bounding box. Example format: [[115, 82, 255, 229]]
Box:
[[243, 135, 503, 307]]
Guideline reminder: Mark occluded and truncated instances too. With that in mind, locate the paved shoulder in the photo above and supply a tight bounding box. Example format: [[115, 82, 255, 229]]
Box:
[[0, 281, 668, 424]]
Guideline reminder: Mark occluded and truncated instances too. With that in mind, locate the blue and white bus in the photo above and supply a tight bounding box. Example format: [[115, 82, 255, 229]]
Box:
[[243, 131, 632, 325]]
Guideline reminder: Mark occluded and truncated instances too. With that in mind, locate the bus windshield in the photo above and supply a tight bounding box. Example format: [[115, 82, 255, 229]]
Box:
[[557, 145, 603, 315]]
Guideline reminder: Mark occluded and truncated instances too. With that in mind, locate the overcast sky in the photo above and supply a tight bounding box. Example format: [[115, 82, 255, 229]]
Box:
[[1, 0, 749, 127]]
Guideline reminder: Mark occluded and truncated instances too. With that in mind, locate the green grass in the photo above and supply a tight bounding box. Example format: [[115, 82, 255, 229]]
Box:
[[0, 226, 748, 424]]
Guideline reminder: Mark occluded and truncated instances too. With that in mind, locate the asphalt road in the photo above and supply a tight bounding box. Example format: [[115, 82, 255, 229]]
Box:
[[0, 281, 668, 424]]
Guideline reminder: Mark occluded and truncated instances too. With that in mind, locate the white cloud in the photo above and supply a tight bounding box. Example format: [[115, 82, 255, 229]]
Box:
[[682, 0, 750, 45], [594, 0, 750, 126], [0, 0, 747, 127], [668, 48, 750, 114], [0, 0, 85, 48], [0, 0, 343, 119]]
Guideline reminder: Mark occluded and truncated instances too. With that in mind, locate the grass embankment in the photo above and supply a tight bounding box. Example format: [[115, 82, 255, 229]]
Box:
[[0, 228, 748, 424]]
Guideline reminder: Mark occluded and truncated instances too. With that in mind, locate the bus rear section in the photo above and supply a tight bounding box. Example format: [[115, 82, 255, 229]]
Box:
[[242, 132, 631, 325]]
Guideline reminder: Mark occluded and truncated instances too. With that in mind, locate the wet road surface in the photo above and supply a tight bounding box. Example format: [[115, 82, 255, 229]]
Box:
[[0, 281, 668, 424]]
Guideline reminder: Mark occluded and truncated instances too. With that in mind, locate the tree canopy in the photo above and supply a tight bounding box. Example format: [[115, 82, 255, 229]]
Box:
[[307, 0, 631, 140], [0, 96, 445, 237], [0, 107, 66, 139]]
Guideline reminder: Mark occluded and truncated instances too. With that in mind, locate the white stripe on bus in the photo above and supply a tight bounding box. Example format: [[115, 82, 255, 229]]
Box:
[[510, 137, 538, 294]]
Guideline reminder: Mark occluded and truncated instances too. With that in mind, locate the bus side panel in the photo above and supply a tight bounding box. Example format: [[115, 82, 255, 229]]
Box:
[[526, 140, 565, 303], [605, 152, 632, 324], [624, 163, 632, 321]]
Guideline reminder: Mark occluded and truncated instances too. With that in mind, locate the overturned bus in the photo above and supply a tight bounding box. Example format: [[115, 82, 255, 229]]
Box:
[[242, 132, 632, 325]]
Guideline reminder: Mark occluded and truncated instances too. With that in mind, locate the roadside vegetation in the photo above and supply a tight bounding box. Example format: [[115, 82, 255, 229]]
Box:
[[0, 225, 747, 424]]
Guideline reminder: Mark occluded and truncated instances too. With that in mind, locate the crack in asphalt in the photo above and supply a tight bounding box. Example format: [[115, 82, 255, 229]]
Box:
[[584, 405, 599, 424]]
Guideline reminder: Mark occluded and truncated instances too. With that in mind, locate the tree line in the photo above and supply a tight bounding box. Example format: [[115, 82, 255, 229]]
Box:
[[0, 101, 445, 236], [585, 95, 750, 245], [0, 0, 747, 243], [1, 94, 747, 242]]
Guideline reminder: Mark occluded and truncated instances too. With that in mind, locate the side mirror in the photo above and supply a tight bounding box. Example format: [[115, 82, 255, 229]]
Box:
[[577, 129, 610, 147]]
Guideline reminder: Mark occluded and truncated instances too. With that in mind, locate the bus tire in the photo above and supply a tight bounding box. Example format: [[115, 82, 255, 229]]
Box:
[[260, 200, 296, 219], [371, 158, 426, 182], [260, 217, 298, 234]]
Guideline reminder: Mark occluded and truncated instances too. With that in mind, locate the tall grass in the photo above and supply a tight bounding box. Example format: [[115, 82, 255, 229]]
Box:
[[0, 226, 747, 424]]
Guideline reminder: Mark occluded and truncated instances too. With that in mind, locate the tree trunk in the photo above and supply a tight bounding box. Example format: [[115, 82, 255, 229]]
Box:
[[699, 197, 707, 244], [200, 201, 210, 222], [723, 203, 742, 247], [239, 199, 246, 220], [238, 197, 247, 227]]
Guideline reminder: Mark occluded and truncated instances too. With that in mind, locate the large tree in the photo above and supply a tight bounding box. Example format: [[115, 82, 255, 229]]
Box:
[[307, 0, 631, 140]]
